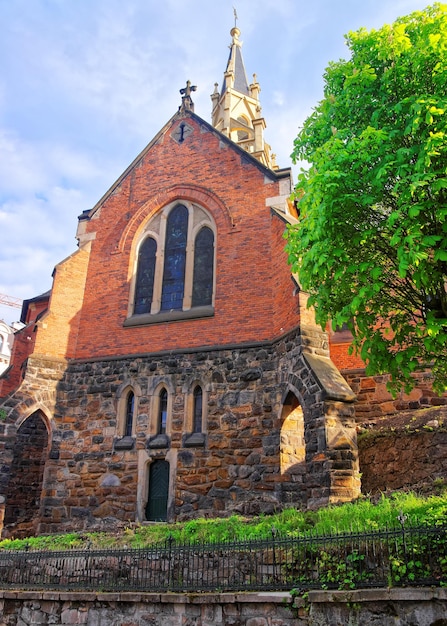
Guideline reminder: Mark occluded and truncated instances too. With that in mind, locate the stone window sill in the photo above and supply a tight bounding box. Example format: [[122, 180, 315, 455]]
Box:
[[183, 433, 206, 448], [114, 436, 135, 451], [123, 306, 214, 327], [147, 434, 170, 449]]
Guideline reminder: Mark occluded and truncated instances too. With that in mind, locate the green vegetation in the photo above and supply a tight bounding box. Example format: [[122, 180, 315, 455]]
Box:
[[285, 4, 447, 395], [1, 490, 446, 551]]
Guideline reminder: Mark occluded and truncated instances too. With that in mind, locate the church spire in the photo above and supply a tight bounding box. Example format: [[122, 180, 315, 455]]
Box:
[[211, 23, 277, 170]]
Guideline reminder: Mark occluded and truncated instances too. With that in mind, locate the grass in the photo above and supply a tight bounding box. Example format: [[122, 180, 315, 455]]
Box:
[[1, 489, 447, 552]]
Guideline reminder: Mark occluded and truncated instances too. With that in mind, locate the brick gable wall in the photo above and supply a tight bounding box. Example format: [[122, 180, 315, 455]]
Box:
[[65, 114, 298, 360]]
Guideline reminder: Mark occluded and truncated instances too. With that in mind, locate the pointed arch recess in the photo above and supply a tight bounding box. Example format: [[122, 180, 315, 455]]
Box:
[[117, 184, 235, 256], [280, 391, 305, 475], [3, 410, 50, 534]]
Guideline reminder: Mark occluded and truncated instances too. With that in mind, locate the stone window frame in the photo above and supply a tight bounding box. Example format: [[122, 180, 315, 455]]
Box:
[[114, 383, 141, 451], [124, 390, 135, 437], [124, 200, 217, 327], [147, 381, 174, 449], [157, 388, 168, 435], [236, 115, 250, 142], [183, 379, 209, 448]]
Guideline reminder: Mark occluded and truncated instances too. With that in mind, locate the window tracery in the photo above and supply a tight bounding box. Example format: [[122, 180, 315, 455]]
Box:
[[127, 202, 216, 325]]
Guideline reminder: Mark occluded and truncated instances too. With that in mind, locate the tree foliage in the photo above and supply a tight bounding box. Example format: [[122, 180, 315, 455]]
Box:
[[286, 3, 447, 394]]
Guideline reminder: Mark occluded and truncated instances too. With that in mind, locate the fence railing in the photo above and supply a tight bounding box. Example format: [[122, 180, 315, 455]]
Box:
[[0, 523, 445, 593]]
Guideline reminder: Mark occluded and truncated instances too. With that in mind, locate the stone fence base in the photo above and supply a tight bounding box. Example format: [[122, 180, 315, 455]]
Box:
[[0, 588, 446, 625]]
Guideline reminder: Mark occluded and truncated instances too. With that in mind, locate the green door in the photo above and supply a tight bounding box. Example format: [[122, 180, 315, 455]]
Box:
[[146, 460, 169, 521]]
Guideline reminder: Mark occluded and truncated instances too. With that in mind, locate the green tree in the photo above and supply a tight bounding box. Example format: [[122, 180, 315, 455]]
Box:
[[286, 3, 447, 395]]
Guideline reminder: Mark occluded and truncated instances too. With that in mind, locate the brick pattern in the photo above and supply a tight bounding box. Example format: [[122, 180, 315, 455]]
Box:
[[345, 370, 447, 423], [64, 113, 299, 360]]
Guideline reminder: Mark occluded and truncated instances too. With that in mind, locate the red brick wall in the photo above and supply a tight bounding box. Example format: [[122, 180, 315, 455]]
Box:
[[270, 215, 299, 335], [59, 114, 299, 360], [329, 341, 365, 371], [0, 299, 49, 397], [33, 245, 91, 360]]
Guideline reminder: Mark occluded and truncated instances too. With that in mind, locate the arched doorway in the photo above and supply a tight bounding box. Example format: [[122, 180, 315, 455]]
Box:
[[145, 460, 170, 522], [280, 391, 306, 505], [3, 411, 49, 535]]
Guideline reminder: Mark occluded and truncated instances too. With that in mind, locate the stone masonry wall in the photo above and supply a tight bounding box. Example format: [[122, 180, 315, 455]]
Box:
[[36, 328, 323, 534], [359, 428, 447, 494], [0, 589, 446, 626], [0, 324, 360, 537]]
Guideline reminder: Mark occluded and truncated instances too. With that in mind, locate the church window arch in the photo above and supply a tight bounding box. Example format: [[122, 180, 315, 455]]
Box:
[[147, 383, 172, 449], [192, 227, 214, 307], [158, 388, 168, 435], [114, 384, 140, 449], [134, 237, 157, 315], [192, 385, 203, 433], [124, 390, 135, 437], [236, 115, 249, 141], [160, 204, 188, 311], [126, 201, 216, 326], [183, 381, 207, 448]]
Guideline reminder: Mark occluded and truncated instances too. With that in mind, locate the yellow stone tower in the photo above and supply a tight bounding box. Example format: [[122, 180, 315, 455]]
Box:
[[211, 25, 277, 170]]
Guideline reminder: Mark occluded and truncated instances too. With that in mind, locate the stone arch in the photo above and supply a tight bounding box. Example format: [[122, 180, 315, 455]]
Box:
[[118, 183, 235, 255], [278, 384, 309, 508], [3, 409, 50, 537], [280, 391, 305, 473], [279, 352, 360, 509]]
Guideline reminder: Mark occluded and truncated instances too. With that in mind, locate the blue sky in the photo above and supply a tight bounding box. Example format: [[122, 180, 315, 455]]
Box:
[[0, 0, 432, 324]]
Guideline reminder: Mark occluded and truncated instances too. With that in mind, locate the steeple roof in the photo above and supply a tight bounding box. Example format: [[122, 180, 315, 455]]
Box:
[[221, 27, 249, 96], [211, 24, 277, 170]]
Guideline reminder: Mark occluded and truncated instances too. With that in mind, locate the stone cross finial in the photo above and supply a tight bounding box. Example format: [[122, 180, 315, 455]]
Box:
[[179, 80, 197, 112]]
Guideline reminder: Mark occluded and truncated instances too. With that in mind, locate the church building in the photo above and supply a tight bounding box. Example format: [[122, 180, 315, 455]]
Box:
[[0, 26, 363, 537]]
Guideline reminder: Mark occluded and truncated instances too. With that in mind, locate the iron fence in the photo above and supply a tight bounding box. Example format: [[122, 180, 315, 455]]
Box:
[[0, 522, 445, 593]]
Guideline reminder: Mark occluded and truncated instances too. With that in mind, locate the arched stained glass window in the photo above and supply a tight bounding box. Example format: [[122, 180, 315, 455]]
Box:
[[158, 388, 168, 435], [125, 391, 134, 437], [192, 227, 214, 307], [129, 202, 216, 323], [193, 386, 203, 433], [134, 237, 157, 314], [161, 205, 188, 311]]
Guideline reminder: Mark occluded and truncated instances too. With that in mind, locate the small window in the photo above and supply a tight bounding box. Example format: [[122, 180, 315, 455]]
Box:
[[158, 388, 168, 434], [193, 386, 203, 433], [192, 227, 214, 307], [125, 391, 135, 437], [134, 237, 157, 314], [237, 116, 249, 141], [161, 205, 188, 311]]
